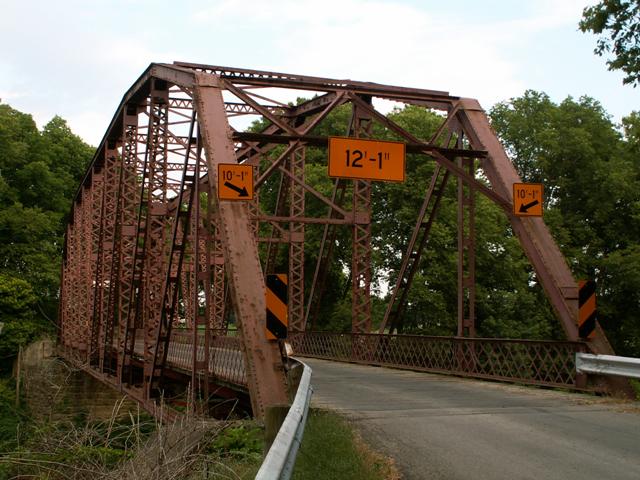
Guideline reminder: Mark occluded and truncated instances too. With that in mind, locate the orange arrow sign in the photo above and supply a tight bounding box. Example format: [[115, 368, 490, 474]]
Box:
[[513, 183, 543, 217], [218, 164, 254, 201]]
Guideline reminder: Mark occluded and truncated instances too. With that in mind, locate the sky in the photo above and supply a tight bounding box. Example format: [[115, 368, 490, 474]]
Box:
[[1, 0, 639, 146]]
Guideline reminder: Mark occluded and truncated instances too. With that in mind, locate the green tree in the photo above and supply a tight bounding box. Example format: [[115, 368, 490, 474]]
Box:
[[490, 92, 640, 355], [0, 274, 41, 370], [0, 273, 36, 320], [0, 104, 93, 358], [580, 0, 640, 86]]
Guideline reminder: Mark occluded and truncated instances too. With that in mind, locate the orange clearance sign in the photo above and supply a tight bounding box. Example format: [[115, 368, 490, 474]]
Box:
[[218, 164, 254, 200], [513, 183, 543, 217], [328, 137, 405, 182]]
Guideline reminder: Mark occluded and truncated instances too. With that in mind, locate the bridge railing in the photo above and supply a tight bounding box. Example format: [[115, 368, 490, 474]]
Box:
[[289, 332, 588, 389], [131, 331, 247, 386], [169, 331, 247, 386]]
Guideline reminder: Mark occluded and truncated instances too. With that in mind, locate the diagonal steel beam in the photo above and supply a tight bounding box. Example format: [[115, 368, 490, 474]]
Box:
[[224, 81, 297, 135], [192, 72, 288, 419], [348, 93, 511, 210]]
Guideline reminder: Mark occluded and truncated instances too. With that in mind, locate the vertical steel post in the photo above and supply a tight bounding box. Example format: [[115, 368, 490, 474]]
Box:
[[103, 142, 125, 375], [117, 105, 141, 381], [288, 147, 305, 332], [80, 185, 94, 358], [351, 102, 373, 334], [207, 181, 227, 334], [457, 155, 476, 337], [141, 84, 170, 397], [88, 166, 105, 367], [91, 147, 118, 371]]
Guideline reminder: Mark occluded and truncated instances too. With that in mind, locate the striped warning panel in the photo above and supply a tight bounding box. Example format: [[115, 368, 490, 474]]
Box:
[[578, 279, 597, 339], [266, 274, 288, 340]]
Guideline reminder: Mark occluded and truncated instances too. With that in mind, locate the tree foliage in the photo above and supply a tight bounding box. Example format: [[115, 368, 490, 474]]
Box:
[[490, 91, 640, 355], [0, 104, 93, 362], [580, 0, 640, 86]]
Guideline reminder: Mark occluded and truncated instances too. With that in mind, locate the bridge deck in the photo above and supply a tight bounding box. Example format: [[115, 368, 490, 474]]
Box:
[[305, 358, 640, 480]]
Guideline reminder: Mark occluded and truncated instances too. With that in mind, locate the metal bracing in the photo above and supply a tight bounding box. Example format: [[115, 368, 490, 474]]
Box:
[[379, 164, 450, 334], [116, 108, 141, 381], [88, 165, 105, 367], [288, 147, 306, 332], [189, 138, 211, 411], [102, 146, 123, 374], [91, 148, 119, 371], [80, 185, 93, 355], [207, 185, 227, 334], [58, 63, 623, 420], [304, 179, 347, 331], [140, 85, 170, 398], [457, 154, 476, 337], [147, 108, 199, 399], [350, 101, 374, 334], [351, 174, 372, 334]]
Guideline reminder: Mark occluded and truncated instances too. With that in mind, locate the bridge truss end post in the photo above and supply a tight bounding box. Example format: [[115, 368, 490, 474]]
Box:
[[193, 72, 289, 419]]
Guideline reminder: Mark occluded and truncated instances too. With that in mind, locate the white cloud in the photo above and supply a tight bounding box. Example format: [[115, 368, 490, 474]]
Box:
[[0, 0, 637, 145], [66, 110, 114, 147], [190, 0, 585, 109]]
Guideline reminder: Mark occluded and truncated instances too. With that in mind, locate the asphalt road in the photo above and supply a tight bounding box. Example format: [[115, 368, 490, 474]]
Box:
[[302, 358, 640, 480]]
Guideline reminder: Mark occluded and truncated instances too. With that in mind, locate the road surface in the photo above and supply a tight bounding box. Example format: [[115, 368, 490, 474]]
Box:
[[303, 357, 640, 480]]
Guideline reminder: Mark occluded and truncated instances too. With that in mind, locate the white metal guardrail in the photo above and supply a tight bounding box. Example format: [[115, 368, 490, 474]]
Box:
[[256, 361, 313, 480], [576, 353, 640, 379]]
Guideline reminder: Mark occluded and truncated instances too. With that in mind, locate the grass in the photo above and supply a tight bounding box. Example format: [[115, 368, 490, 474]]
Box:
[[204, 422, 264, 479], [201, 409, 399, 479], [0, 373, 394, 480], [0, 408, 398, 479], [292, 409, 399, 480], [203, 410, 400, 479], [630, 379, 640, 400]]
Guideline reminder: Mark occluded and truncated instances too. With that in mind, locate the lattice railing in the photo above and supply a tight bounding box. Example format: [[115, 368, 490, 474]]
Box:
[[289, 332, 588, 388], [133, 331, 247, 386]]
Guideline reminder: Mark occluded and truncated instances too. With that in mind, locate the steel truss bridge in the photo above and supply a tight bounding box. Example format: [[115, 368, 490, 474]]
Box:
[[58, 62, 620, 420]]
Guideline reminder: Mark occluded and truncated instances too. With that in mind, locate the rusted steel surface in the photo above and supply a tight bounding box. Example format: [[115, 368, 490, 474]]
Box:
[[59, 63, 617, 419], [192, 72, 288, 418], [457, 155, 476, 337], [290, 332, 589, 389]]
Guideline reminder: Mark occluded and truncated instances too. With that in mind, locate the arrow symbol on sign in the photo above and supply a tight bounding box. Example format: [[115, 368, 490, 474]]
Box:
[[224, 181, 249, 197], [519, 199, 539, 213]]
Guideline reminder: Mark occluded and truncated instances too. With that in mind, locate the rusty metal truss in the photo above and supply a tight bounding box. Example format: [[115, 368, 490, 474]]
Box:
[[59, 62, 618, 419]]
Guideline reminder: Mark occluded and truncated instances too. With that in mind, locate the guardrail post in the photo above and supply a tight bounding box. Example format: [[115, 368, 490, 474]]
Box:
[[264, 404, 290, 452]]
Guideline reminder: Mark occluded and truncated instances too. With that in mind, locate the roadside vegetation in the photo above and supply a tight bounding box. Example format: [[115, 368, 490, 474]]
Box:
[[292, 409, 399, 480], [0, 401, 396, 479]]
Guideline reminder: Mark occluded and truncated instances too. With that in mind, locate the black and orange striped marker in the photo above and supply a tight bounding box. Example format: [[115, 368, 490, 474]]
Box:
[[265, 274, 288, 340], [578, 280, 597, 339]]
